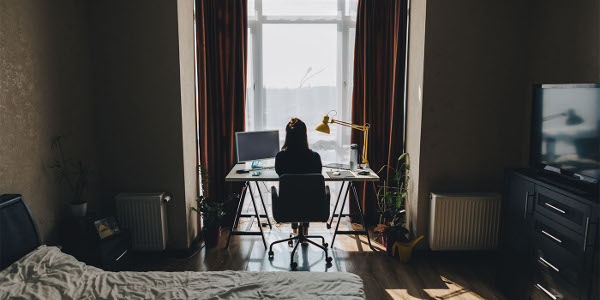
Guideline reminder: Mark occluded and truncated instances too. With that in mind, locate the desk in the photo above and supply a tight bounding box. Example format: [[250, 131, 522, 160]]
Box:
[[224, 163, 379, 250]]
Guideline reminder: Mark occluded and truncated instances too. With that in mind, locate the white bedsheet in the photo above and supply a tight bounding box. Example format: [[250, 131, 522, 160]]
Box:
[[0, 246, 365, 300]]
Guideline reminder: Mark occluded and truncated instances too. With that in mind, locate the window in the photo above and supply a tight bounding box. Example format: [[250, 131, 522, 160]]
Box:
[[246, 0, 358, 164]]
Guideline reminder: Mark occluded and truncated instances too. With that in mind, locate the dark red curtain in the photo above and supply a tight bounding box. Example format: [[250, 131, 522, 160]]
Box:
[[350, 0, 408, 224], [196, 0, 247, 209]]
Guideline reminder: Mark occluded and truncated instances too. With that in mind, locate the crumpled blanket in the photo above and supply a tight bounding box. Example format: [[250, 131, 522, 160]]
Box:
[[0, 245, 365, 299]]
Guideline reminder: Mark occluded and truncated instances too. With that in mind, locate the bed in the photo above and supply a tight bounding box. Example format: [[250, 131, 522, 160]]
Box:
[[0, 195, 365, 299]]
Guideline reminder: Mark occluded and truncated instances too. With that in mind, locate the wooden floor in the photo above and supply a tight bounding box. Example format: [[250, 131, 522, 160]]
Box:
[[122, 218, 507, 300]]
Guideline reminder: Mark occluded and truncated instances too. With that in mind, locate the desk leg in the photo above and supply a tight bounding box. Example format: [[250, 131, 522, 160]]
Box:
[[330, 182, 350, 248], [327, 181, 346, 229], [226, 182, 248, 249], [254, 182, 272, 229], [247, 183, 268, 248], [350, 183, 375, 251]]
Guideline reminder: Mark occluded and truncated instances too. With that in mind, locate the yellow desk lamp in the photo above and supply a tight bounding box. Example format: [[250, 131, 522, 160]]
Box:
[[315, 110, 370, 166]]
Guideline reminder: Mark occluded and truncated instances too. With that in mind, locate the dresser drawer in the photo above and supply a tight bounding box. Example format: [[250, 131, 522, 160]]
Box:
[[535, 186, 591, 235], [531, 270, 580, 300], [534, 247, 581, 287], [533, 212, 585, 258]]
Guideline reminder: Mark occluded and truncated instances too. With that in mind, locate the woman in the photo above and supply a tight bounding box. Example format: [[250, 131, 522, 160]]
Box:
[[275, 118, 322, 236], [275, 118, 322, 176]]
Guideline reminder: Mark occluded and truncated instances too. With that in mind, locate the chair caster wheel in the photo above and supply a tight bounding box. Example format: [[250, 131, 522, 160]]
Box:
[[325, 256, 333, 268], [323, 243, 328, 248], [291, 262, 298, 269], [288, 240, 294, 247], [268, 250, 274, 260], [326, 224, 331, 229], [326, 258, 333, 267]]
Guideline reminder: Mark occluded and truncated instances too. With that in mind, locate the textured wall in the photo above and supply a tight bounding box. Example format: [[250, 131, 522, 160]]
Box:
[[89, 0, 197, 249], [406, 0, 600, 243], [0, 0, 98, 242], [528, 0, 600, 83], [414, 0, 530, 242]]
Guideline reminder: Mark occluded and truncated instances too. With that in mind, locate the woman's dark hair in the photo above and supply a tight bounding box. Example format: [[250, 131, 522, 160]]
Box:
[[282, 118, 309, 151]]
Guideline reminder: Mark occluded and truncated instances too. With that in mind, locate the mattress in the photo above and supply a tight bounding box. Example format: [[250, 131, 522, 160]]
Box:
[[0, 246, 365, 300]]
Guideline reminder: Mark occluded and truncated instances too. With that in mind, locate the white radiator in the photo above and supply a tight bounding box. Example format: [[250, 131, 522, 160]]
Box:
[[429, 193, 501, 251], [115, 193, 170, 251]]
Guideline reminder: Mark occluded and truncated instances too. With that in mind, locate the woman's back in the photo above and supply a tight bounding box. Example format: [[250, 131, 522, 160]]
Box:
[[275, 149, 322, 176], [275, 118, 322, 176]]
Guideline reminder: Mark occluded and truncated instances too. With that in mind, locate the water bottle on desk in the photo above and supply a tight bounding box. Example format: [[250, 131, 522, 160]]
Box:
[[350, 144, 359, 171]]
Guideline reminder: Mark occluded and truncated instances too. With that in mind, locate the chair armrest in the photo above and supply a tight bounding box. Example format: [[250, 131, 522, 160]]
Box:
[[325, 185, 331, 202]]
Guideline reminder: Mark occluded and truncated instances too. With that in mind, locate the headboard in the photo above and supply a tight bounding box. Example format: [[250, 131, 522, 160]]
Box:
[[0, 194, 41, 270]]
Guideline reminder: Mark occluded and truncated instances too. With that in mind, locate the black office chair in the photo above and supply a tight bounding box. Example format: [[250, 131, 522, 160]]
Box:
[[268, 174, 332, 269]]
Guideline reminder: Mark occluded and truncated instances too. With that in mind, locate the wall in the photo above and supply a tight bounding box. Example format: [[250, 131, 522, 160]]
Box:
[[404, 0, 427, 235], [406, 0, 600, 243], [89, 0, 197, 249], [0, 0, 98, 242], [176, 0, 200, 247], [528, 0, 600, 83]]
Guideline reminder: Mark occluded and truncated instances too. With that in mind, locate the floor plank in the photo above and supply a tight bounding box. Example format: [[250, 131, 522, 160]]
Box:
[[122, 216, 506, 300]]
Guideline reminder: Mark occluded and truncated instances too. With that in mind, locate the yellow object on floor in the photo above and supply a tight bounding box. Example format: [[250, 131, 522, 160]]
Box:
[[392, 236, 424, 263]]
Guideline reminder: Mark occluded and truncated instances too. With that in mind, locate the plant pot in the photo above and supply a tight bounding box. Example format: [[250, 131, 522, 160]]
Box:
[[203, 226, 221, 248], [69, 202, 87, 217]]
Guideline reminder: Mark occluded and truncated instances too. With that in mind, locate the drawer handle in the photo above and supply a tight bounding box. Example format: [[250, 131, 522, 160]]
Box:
[[544, 202, 566, 214], [535, 283, 558, 300], [539, 256, 560, 273], [583, 217, 590, 251], [524, 193, 529, 219], [524, 192, 534, 219], [541, 230, 562, 244]]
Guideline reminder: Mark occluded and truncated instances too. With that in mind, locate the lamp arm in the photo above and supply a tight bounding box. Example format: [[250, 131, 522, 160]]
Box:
[[330, 119, 369, 165], [542, 112, 567, 121], [330, 119, 369, 131]]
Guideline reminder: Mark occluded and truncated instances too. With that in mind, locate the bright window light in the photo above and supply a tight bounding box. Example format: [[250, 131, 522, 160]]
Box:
[[246, 0, 357, 164]]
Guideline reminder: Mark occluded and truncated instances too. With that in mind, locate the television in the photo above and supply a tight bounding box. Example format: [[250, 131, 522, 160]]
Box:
[[531, 84, 600, 183]]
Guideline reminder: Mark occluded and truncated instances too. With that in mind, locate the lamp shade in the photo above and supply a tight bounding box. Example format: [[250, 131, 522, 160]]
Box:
[[315, 116, 331, 134], [565, 109, 584, 125]]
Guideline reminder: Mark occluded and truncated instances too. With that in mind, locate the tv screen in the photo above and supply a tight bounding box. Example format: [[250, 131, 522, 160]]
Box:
[[531, 84, 600, 181]]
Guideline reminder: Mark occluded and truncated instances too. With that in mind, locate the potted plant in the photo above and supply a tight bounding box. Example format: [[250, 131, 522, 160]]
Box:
[[192, 165, 237, 247], [193, 195, 226, 247], [48, 136, 92, 217], [374, 153, 422, 260]]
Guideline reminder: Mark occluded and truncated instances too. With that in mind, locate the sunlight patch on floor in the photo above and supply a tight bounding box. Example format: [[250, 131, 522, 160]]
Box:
[[386, 276, 487, 300]]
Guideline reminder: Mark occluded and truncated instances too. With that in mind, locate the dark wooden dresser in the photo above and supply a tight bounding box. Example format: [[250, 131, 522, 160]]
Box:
[[498, 169, 599, 300]]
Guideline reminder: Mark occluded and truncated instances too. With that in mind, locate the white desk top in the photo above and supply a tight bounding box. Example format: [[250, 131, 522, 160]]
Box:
[[225, 163, 380, 182]]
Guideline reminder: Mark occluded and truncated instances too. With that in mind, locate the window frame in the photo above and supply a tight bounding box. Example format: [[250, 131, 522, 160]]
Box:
[[247, 0, 356, 138]]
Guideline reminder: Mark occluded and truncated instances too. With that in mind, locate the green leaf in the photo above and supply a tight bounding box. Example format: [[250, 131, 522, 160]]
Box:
[[398, 153, 407, 160]]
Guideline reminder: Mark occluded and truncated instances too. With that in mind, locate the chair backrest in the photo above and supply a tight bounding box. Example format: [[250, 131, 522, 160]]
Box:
[[273, 174, 329, 223], [0, 194, 41, 270]]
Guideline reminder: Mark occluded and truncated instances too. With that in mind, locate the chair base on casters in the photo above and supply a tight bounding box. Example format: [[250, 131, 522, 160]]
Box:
[[268, 226, 332, 270]]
